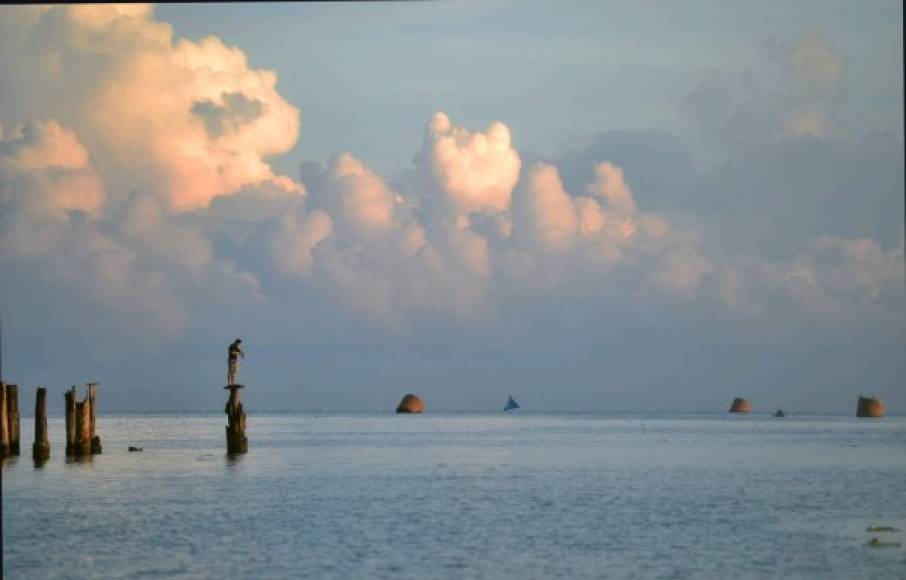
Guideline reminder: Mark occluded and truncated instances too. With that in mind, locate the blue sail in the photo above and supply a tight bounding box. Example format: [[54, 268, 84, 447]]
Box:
[[504, 396, 520, 411]]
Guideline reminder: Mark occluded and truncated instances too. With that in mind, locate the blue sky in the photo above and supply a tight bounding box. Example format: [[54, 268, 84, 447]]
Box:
[[0, 3, 902, 413], [158, 1, 903, 176]]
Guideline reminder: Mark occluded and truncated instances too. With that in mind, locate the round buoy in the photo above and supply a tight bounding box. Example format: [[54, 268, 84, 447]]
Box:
[[856, 396, 885, 418], [729, 397, 752, 413], [396, 394, 424, 414]]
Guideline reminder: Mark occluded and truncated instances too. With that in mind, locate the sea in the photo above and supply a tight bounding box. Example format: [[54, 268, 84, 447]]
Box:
[[3, 411, 905, 579]]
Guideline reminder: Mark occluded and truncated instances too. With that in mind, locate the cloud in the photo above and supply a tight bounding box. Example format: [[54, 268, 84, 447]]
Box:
[[512, 163, 578, 251], [0, 7, 901, 413], [415, 112, 521, 218], [0, 118, 104, 217], [0, 4, 300, 212], [0, 118, 262, 341], [586, 162, 637, 215], [270, 148, 494, 324], [683, 26, 848, 152], [271, 208, 333, 278], [310, 153, 402, 239]]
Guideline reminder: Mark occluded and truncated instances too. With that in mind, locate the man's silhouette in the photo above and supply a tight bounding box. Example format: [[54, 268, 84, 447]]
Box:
[[227, 339, 244, 385]]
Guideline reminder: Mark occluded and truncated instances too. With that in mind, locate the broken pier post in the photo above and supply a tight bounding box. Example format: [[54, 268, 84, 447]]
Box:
[[224, 385, 248, 454], [88, 383, 101, 453], [33, 387, 50, 461], [0, 382, 8, 458], [64, 386, 75, 455], [6, 383, 20, 455], [64, 384, 102, 457]]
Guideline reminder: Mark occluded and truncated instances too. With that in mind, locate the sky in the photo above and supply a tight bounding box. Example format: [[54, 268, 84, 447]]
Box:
[[0, 2, 903, 413]]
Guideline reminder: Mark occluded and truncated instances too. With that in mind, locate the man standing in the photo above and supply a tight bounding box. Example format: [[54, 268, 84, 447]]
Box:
[[227, 339, 244, 385]]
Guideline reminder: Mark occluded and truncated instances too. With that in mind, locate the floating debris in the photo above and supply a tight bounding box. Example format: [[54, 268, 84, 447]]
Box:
[[866, 537, 901, 548], [866, 525, 899, 533]]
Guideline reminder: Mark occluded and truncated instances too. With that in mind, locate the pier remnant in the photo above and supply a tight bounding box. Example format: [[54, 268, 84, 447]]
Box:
[[0, 382, 8, 458], [64, 384, 102, 457], [33, 387, 50, 460], [729, 397, 752, 413], [396, 393, 424, 414], [6, 383, 20, 455], [88, 383, 102, 453], [856, 395, 885, 418], [224, 385, 248, 454]]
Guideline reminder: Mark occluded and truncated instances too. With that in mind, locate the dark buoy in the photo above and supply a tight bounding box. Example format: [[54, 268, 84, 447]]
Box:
[[729, 397, 752, 413], [856, 395, 885, 418], [396, 394, 424, 414]]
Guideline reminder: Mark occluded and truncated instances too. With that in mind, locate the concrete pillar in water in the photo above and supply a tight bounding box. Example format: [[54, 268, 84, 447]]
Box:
[[224, 385, 248, 454], [33, 387, 50, 461]]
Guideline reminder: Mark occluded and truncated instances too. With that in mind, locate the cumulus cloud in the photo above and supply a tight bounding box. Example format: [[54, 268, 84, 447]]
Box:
[[683, 26, 848, 153], [416, 112, 521, 218], [263, 113, 738, 323], [512, 163, 578, 251], [271, 208, 333, 278], [0, 4, 300, 212], [0, 118, 104, 217], [1, 4, 901, 378], [270, 148, 493, 324]]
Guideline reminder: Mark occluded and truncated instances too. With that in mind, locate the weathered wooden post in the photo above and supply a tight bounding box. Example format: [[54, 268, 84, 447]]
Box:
[[74, 396, 91, 455], [224, 385, 248, 454], [88, 382, 101, 453], [6, 383, 20, 455], [0, 382, 9, 458], [33, 387, 50, 461], [64, 386, 76, 455], [64, 384, 101, 457]]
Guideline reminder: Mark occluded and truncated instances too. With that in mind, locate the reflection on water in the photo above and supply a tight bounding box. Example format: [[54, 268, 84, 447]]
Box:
[[225, 451, 246, 467], [64, 454, 95, 466], [3, 412, 906, 579]]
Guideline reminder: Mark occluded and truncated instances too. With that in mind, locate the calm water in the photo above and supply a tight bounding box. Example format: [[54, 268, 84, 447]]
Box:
[[3, 411, 905, 579]]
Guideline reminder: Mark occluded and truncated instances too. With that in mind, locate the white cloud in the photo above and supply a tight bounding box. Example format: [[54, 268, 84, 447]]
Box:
[[416, 112, 522, 218], [0, 4, 300, 212]]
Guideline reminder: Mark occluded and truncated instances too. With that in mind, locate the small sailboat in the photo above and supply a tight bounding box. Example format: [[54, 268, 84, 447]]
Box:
[[504, 396, 520, 411]]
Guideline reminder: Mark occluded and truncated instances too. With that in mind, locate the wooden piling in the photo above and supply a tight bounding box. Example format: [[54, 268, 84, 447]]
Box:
[[33, 387, 50, 460], [6, 384, 20, 455], [64, 386, 76, 455], [74, 399, 91, 455], [64, 384, 101, 456], [224, 385, 248, 454], [0, 382, 9, 458], [88, 383, 101, 453]]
